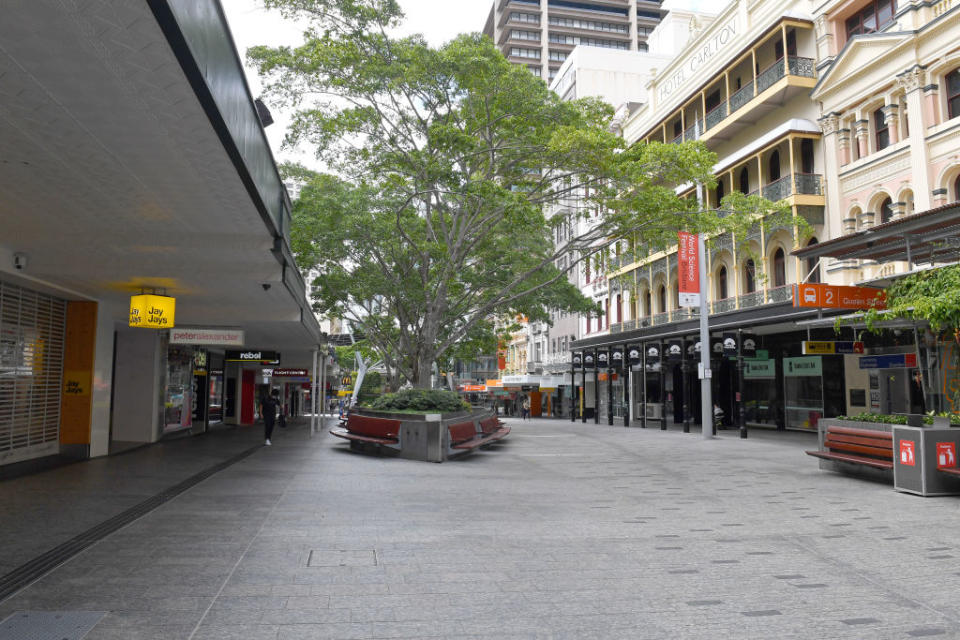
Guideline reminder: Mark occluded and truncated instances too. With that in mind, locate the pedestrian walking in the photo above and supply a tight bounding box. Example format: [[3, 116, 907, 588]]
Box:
[[522, 396, 530, 420], [260, 389, 279, 445]]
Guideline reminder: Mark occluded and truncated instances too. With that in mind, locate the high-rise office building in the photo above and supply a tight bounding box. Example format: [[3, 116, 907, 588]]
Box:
[[483, 0, 666, 82]]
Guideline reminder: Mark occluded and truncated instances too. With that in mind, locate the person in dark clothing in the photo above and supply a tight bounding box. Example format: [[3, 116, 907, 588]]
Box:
[[260, 389, 279, 445]]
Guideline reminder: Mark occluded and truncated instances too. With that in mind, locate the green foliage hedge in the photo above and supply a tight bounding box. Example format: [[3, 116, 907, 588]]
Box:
[[839, 412, 960, 426], [365, 389, 469, 413]]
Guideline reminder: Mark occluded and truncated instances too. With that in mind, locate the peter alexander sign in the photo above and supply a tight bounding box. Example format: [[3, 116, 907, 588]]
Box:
[[170, 328, 245, 346], [657, 17, 739, 103]]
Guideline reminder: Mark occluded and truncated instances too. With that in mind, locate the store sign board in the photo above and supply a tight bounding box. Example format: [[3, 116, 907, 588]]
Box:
[[129, 294, 175, 328], [170, 327, 244, 346], [678, 232, 700, 307], [272, 368, 309, 377], [802, 341, 865, 355], [859, 353, 917, 369], [794, 284, 885, 310], [744, 359, 775, 379], [461, 384, 486, 392], [784, 356, 822, 377], [225, 350, 280, 364]]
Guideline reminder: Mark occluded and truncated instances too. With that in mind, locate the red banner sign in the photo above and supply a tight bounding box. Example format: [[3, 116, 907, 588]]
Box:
[[678, 232, 700, 307], [794, 284, 886, 310]]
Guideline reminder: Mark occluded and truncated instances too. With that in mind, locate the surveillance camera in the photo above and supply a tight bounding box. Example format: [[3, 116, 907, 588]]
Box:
[[13, 253, 27, 271], [261, 283, 271, 291]]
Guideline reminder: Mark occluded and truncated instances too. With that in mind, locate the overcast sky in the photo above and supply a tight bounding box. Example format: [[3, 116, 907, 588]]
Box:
[[222, 0, 493, 169]]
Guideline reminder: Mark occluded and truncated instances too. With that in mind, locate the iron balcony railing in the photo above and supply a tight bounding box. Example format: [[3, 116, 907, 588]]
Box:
[[610, 322, 623, 334], [669, 57, 814, 144], [738, 290, 764, 309], [704, 102, 727, 131], [760, 173, 824, 200], [711, 297, 737, 313], [767, 285, 794, 304], [729, 79, 754, 113], [684, 118, 703, 141]]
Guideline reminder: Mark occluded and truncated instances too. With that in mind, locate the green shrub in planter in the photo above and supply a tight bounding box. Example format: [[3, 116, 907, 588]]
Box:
[[366, 389, 469, 413], [838, 412, 960, 426]]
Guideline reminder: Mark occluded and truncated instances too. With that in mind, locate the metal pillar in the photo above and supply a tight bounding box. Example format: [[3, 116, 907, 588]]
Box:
[[581, 365, 586, 423], [594, 360, 600, 424], [623, 345, 630, 428], [641, 343, 647, 428], [660, 342, 667, 431], [571, 362, 576, 422], [682, 340, 691, 433], [607, 365, 614, 425], [738, 329, 747, 439], [310, 348, 318, 437]]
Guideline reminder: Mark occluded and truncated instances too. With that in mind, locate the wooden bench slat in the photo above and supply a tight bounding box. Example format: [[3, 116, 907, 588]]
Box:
[[825, 433, 894, 450], [452, 431, 503, 449], [329, 428, 398, 445], [806, 449, 894, 469], [826, 426, 893, 440], [346, 415, 401, 439], [823, 440, 894, 459]]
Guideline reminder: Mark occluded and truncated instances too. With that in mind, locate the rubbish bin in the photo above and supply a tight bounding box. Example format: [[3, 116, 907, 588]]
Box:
[[892, 426, 960, 496]]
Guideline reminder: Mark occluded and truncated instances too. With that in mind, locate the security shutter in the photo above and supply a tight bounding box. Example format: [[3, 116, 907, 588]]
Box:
[[0, 280, 66, 465]]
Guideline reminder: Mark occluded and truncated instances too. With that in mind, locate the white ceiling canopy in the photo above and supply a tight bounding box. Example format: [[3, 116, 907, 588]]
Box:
[[0, 0, 321, 365]]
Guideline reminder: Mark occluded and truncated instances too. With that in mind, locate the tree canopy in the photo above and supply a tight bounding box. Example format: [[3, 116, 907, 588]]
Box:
[[252, 0, 788, 386]]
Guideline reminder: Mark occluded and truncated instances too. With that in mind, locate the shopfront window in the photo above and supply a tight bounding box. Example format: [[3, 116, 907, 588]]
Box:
[[164, 347, 194, 433]]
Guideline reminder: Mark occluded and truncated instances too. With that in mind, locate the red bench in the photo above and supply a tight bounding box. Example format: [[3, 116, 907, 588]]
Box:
[[805, 425, 893, 470], [479, 416, 510, 441], [330, 414, 401, 450], [448, 420, 506, 454]]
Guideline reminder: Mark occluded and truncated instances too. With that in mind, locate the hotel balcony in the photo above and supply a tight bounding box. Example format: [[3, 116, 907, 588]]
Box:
[[642, 19, 817, 149]]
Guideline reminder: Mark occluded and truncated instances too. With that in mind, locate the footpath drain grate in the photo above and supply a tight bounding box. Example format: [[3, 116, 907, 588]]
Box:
[[0, 611, 105, 640], [307, 549, 378, 567]]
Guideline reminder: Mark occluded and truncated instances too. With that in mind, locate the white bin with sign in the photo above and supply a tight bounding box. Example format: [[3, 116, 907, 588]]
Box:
[[892, 426, 960, 496]]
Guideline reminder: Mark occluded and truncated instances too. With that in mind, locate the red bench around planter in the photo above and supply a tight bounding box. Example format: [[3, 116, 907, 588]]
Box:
[[448, 420, 506, 453], [330, 414, 401, 449], [479, 416, 510, 441]]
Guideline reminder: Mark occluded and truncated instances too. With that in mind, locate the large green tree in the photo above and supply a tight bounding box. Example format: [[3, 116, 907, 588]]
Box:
[[251, 0, 780, 387]]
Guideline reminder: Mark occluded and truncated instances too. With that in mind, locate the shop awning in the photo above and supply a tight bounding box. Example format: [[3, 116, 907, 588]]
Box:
[[792, 203, 960, 265]]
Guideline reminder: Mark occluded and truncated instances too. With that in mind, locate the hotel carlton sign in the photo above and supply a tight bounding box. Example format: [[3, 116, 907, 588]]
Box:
[[657, 17, 740, 103]]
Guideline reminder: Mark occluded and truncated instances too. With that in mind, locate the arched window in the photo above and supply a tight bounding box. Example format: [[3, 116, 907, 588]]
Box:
[[657, 285, 666, 313], [716, 178, 725, 205], [772, 248, 786, 287], [743, 259, 756, 293], [875, 108, 889, 151], [954, 175, 960, 202], [948, 68, 960, 120], [644, 290, 651, 316], [879, 196, 893, 224], [805, 237, 820, 284], [769, 150, 781, 182], [717, 266, 728, 300], [616, 294, 622, 323], [739, 167, 749, 194]]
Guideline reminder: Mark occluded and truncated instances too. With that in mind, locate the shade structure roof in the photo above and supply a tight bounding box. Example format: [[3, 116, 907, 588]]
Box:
[[792, 203, 960, 265]]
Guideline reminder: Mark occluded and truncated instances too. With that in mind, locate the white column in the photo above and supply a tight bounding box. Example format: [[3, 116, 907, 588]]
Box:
[[899, 68, 932, 211], [89, 300, 117, 457]]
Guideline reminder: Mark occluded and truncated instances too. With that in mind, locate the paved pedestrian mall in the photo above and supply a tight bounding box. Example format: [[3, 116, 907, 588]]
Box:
[[2, 418, 960, 639]]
